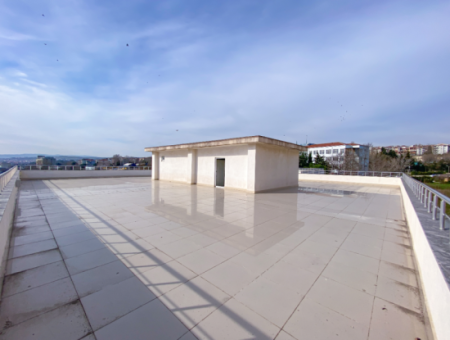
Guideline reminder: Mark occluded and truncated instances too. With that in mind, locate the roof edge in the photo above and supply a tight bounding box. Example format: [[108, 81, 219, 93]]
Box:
[[145, 135, 306, 152]]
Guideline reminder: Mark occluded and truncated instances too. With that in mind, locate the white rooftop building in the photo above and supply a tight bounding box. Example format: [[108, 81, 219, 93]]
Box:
[[145, 136, 306, 193]]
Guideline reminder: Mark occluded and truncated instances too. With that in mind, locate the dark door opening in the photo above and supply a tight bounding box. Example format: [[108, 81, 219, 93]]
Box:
[[216, 159, 225, 187]]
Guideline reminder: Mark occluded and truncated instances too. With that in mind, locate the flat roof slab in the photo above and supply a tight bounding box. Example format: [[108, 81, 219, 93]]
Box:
[[145, 135, 306, 152], [0, 178, 429, 340]]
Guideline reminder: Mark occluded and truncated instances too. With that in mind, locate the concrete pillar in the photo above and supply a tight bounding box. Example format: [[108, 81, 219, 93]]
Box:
[[187, 149, 197, 184], [152, 152, 160, 180], [247, 144, 257, 193]]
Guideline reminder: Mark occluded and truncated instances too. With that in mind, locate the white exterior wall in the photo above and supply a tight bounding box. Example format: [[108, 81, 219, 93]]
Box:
[[197, 145, 249, 190], [254, 144, 299, 192], [159, 149, 189, 183]]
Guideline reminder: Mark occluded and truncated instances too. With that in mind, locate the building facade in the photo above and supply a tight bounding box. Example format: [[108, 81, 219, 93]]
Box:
[[433, 144, 450, 155], [307, 142, 370, 171], [36, 155, 56, 166], [145, 136, 306, 193]]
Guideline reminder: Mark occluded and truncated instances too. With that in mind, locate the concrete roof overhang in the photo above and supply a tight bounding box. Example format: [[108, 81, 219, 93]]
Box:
[[144, 135, 307, 152]]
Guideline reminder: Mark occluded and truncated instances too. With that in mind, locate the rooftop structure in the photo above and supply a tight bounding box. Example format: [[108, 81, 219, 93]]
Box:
[[145, 136, 306, 193], [0, 177, 431, 339]]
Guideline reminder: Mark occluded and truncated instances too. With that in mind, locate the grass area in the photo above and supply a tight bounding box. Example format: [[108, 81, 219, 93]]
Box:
[[428, 182, 450, 215]]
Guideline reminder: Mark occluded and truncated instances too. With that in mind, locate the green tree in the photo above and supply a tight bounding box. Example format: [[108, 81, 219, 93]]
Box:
[[299, 152, 308, 168], [388, 150, 398, 158], [308, 152, 313, 165], [313, 154, 329, 170]]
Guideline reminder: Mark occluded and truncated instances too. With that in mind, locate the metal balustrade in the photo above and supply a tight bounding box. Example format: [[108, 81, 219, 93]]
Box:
[[298, 169, 403, 177], [0, 166, 18, 192], [19, 165, 151, 171], [403, 175, 450, 232]]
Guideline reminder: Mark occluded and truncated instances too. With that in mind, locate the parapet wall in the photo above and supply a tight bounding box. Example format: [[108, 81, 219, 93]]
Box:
[[298, 173, 401, 186], [0, 171, 19, 296], [20, 170, 152, 180]]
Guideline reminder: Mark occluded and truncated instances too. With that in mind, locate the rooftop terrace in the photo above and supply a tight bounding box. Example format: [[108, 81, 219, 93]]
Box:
[[0, 177, 430, 339]]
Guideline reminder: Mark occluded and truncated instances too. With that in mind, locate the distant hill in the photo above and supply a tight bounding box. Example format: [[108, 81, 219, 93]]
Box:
[[0, 154, 106, 160]]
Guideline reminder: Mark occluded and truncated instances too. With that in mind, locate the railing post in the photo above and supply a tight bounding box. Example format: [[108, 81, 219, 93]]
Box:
[[428, 191, 432, 212], [440, 199, 445, 230], [432, 195, 438, 220], [424, 189, 428, 208]]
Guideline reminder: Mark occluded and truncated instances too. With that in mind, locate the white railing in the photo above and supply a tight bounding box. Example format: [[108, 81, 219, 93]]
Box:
[[403, 175, 450, 231], [0, 166, 18, 192], [19, 165, 151, 171], [298, 169, 404, 177]]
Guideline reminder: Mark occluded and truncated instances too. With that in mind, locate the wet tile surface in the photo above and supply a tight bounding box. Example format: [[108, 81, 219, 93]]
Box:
[[0, 178, 429, 339]]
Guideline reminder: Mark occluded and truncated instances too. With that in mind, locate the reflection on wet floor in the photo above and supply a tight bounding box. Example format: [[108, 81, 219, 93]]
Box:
[[298, 186, 367, 197]]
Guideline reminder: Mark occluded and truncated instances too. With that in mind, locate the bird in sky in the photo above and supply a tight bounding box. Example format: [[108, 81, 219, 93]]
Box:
[[44, 43, 47, 45], [126, 44, 129, 47], [42, 14, 44, 17]]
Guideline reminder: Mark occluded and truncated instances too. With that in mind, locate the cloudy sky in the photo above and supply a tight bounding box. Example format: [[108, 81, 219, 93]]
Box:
[[1, 0, 449, 157]]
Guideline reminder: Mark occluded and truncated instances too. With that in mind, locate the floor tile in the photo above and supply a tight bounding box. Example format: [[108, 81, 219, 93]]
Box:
[[375, 275, 422, 313], [5, 249, 62, 275], [9, 231, 54, 247], [201, 260, 258, 296], [0, 301, 92, 340], [55, 230, 97, 247], [178, 248, 226, 274], [59, 238, 106, 259], [120, 248, 173, 275], [307, 276, 374, 326], [71, 260, 135, 298], [8, 239, 58, 259], [378, 260, 418, 287], [0, 277, 77, 325], [368, 298, 428, 340], [65, 247, 118, 275], [191, 298, 279, 340], [283, 298, 369, 340], [81, 276, 156, 330], [135, 261, 197, 297], [95, 299, 188, 340], [2, 261, 69, 298], [159, 276, 231, 329], [321, 261, 378, 295]]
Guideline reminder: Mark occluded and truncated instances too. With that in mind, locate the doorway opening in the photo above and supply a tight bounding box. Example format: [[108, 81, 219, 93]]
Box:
[[215, 158, 225, 187]]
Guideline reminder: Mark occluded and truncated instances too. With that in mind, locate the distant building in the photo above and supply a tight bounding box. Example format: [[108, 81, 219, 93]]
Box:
[[96, 158, 113, 166], [306, 142, 370, 171], [78, 158, 96, 166], [36, 155, 56, 166], [433, 144, 450, 155]]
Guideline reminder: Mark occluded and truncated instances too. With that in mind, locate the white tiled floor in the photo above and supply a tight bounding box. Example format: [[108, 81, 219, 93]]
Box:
[[0, 178, 430, 340]]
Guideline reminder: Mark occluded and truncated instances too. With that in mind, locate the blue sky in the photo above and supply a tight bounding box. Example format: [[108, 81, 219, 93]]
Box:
[[1, 0, 449, 157]]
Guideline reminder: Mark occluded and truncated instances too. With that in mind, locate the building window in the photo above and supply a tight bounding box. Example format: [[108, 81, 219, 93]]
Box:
[[333, 149, 338, 154], [319, 150, 324, 154], [314, 151, 318, 155], [326, 150, 331, 154]]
